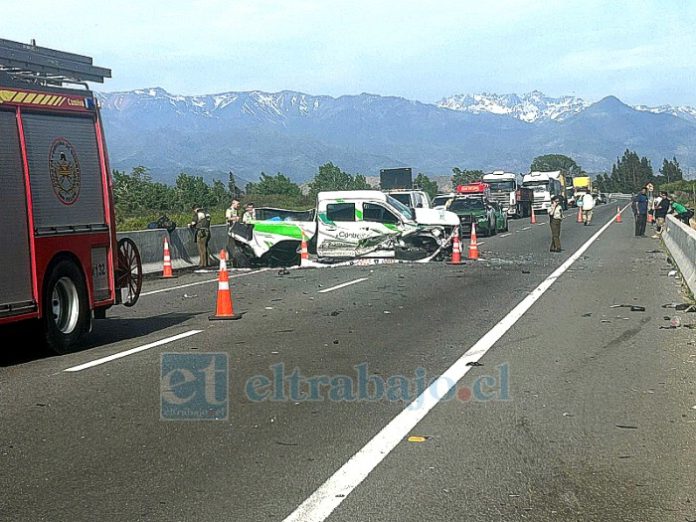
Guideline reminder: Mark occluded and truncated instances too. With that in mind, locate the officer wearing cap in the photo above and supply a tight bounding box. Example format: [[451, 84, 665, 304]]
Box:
[[549, 195, 564, 252]]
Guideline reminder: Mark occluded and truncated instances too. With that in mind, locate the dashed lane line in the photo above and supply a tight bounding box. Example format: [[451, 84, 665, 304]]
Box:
[[318, 277, 369, 294], [139, 268, 272, 297], [63, 330, 203, 372]]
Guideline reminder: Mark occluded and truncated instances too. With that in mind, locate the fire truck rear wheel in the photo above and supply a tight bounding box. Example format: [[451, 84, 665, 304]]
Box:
[[43, 260, 89, 354]]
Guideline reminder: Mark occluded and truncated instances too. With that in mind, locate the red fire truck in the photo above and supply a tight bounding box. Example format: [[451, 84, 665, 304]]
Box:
[[0, 39, 142, 353]]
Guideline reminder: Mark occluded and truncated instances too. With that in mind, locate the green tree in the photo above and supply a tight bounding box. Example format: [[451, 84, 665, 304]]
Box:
[[594, 173, 610, 192], [248, 172, 302, 197], [414, 173, 439, 198], [308, 162, 371, 197], [656, 157, 684, 185], [228, 171, 242, 199], [112, 166, 175, 214], [174, 172, 213, 210], [209, 179, 231, 207], [530, 154, 581, 174], [451, 167, 484, 186], [352, 174, 372, 191], [603, 150, 654, 193]]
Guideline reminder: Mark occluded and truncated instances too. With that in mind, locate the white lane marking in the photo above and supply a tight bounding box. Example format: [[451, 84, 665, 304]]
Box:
[[521, 226, 531, 231], [499, 233, 511, 238], [318, 277, 369, 294], [283, 211, 620, 522], [63, 330, 202, 372], [140, 268, 271, 297]]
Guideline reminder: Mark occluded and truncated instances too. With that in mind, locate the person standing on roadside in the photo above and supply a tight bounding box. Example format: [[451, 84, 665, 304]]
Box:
[[581, 192, 595, 226], [241, 202, 256, 224], [549, 195, 564, 252], [653, 191, 671, 236], [634, 187, 649, 237], [225, 198, 240, 261], [189, 204, 211, 268]]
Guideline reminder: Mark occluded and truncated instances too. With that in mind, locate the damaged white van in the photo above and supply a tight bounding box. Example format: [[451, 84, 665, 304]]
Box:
[[229, 191, 459, 266]]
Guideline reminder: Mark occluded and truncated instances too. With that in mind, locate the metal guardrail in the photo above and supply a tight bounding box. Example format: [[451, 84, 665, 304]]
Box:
[[662, 215, 696, 297]]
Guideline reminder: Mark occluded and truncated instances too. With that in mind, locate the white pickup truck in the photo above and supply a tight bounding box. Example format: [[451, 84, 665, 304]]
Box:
[[229, 190, 459, 266]]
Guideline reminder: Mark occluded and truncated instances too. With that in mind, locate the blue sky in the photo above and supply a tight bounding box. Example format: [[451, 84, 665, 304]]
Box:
[[3, 0, 696, 105]]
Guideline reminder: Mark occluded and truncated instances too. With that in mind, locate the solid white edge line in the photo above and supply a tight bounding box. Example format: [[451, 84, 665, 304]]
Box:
[[140, 268, 271, 297], [282, 209, 624, 522], [63, 330, 203, 372], [318, 277, 369, 294]]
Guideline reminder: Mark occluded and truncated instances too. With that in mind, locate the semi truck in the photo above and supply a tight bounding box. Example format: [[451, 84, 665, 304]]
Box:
[[228, 190, 459, 265], [481, 170, 533, 218], [522, 170, 566, 212], [572, 176, 592, 196], [0, 39, 142, 353]]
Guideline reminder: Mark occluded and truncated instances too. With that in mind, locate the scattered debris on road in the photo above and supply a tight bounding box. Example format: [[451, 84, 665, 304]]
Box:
[[616, 425, 638, 429], [407, 436, 428, 443], [466, 361, 484, 367]]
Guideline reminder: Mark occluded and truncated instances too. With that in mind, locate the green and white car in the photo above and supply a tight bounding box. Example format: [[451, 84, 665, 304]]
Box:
[[229, 190, 460, 266], [434, 195, 508, 236]]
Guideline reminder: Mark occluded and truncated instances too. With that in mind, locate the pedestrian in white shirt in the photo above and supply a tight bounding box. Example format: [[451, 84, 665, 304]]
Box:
[[581, 193, 595, 226]]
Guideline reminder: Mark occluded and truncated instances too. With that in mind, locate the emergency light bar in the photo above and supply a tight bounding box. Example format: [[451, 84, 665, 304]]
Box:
[[456, 182, 489, 194]]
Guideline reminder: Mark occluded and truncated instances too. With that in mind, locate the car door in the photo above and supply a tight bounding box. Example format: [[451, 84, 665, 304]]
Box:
[[316, 201, 364, 258], [359, 202, 403, 257]]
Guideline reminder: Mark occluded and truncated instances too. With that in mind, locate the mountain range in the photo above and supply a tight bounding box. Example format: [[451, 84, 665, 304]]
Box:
[[97, 89, 696, 183]]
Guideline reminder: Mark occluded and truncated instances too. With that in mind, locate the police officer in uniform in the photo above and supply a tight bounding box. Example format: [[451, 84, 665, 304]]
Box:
[[549, 195, 564, 252], [189, 204, 211, 268]]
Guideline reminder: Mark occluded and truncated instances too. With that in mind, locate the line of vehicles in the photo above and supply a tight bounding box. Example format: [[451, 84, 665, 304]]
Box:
[[0, 38, 609, 353], [228, 167, 607, 268]]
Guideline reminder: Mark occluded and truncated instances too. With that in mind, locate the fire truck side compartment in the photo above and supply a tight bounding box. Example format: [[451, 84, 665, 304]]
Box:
[[0, 110, 34, 315], [22, 113, 106, 233]]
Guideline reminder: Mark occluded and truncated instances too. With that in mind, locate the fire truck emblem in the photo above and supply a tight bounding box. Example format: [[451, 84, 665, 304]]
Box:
[[49, 138, 81, 205]]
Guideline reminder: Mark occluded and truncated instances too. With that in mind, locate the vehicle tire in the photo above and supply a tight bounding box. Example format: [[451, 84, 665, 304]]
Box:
[[233, 249, 251, 268], [42, 259, 89, 354]]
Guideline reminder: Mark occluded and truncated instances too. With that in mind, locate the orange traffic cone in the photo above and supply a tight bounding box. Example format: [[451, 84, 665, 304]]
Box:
[[530, 206, 537, 224], [300, 230, 312, 268], [160, 236, 176, 279], [615, 206, 622, 223], [209, 250, 242, 321], [576, 206, 583, 223], [447, 227, 462, 265], [468, 223, 480, 260]]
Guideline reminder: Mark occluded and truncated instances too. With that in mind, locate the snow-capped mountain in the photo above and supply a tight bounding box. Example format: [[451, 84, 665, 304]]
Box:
[[96, 87, 696, 183], [436, 91, 590, 122], [98, 87, 332, 121], [633, 104, 696, 123], [437, 90, 696, 124]]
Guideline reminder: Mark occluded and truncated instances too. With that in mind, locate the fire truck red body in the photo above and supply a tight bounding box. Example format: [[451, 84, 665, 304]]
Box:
[[0, 39, 141, 352]]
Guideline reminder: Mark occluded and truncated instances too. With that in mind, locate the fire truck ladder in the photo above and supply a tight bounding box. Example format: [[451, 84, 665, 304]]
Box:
[[0, 38, 111, 87]]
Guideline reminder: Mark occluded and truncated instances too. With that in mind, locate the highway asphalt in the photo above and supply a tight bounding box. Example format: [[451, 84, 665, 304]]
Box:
[[1, 202, 695, 521]]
